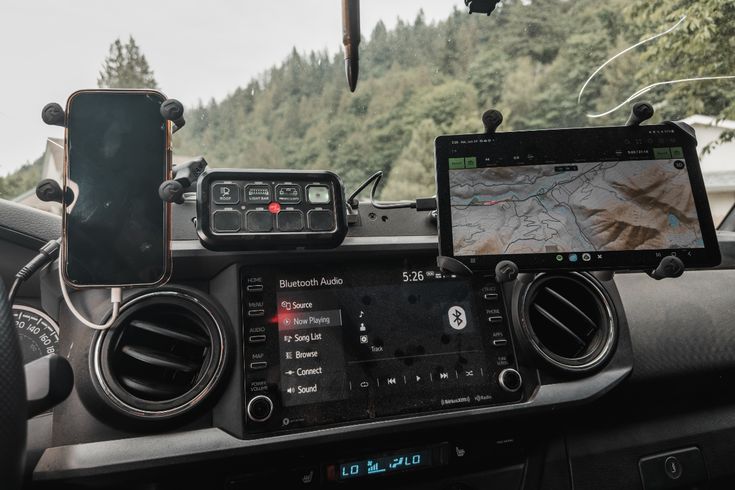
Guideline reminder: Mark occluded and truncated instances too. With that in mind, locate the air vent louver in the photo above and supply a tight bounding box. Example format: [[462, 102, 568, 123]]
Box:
[[521, 274, 616, 372], [94, 292, 225, 419]]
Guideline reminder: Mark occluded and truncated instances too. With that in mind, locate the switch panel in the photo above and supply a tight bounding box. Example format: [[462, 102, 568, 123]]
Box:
[[197, 169, 347, 251]]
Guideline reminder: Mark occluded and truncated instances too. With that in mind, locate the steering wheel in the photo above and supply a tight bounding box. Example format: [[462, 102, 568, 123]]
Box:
[[0, 279, 27, 489]]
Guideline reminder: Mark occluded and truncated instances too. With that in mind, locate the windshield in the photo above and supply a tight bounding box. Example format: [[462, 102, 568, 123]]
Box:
[[2, 0, 734, 223]]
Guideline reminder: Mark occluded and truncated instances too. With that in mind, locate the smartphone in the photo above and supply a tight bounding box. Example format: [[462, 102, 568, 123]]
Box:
[[62, 89, 171, 287]]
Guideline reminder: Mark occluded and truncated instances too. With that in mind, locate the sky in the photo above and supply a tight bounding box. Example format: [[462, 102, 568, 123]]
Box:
[[0, 0, 462, 175]]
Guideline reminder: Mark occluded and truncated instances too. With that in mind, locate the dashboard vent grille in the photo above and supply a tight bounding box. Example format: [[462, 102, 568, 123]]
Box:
[[521, 274, 616, 372], [95, 292, 225, 418]]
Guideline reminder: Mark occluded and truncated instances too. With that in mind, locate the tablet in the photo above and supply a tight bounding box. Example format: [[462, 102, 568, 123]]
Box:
[[435, 124, 721, 271]]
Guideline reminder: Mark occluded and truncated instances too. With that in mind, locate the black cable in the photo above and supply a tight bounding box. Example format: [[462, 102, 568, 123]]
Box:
[[347, 171, 381, 205], [7, 238, 61, 304], [7, 277, 22, 305], [348, 171, 416, 210]]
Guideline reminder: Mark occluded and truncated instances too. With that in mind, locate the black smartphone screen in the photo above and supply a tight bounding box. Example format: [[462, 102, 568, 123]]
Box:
[[64, 91, 169, 286]]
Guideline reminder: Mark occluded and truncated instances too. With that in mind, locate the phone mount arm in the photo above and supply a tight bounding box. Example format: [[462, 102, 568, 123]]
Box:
[[160, 99, 186, 134], [625, 102, 688, 280], [159, 157, 208, 204], [625, 101, 654, 127], [482, 109, 503, 134]]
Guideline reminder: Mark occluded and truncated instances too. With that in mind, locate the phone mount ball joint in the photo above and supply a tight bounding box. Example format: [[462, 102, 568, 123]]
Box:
[[33, 97, 192, 330], [436, 102, 687, 285]]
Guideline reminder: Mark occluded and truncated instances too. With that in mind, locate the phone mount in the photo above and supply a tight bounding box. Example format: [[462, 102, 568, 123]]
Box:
[[437, 102, 688, 283], [36, 97, 190, 206], [159, 156, 208, 204]]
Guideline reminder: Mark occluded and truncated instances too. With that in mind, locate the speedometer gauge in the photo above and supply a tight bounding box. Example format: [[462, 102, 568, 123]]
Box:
[[13, 305, 60, 363]]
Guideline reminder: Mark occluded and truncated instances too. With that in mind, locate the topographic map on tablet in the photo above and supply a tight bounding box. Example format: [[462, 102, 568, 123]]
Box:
[[449, 159, 704, 257]]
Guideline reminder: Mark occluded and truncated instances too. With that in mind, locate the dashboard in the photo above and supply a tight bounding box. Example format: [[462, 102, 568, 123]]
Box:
[[3, 197, 735, 490]]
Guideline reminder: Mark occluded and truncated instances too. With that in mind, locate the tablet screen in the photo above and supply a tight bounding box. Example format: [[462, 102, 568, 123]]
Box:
[[435, 125, 720, 271]]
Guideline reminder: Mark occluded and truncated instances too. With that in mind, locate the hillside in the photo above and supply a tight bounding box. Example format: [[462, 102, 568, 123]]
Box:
[[175, 0, 643, 199], [4, 0, 733, 201], [0, 156, 43, 200]]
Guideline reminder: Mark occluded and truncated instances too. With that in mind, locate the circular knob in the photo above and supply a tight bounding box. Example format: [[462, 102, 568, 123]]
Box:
[[498, 368, 522, 393], [247, 395, 274, 422]]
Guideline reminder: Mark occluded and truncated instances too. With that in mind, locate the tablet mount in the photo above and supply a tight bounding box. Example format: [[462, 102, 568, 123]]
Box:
[[35, 98, 205, 206], [436, 102, 687, 283]]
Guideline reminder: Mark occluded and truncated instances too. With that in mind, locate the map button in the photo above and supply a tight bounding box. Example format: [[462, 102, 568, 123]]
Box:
[[654, 147, 672, 159], [449, 157, 465, 169]]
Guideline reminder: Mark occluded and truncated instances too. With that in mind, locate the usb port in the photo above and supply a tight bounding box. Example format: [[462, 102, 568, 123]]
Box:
[[488, 315, 503, 323], [246, 284, 264, 292], [249, 361, 268, 370], [248, 334, 266, 344], [247, 309, 265, 317]]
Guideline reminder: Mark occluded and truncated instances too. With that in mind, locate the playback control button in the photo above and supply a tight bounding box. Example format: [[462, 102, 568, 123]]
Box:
[[247, 395, 274, 422]]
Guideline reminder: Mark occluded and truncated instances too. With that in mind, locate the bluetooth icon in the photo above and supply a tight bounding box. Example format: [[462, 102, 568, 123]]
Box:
[[448, 306, 467, 331]]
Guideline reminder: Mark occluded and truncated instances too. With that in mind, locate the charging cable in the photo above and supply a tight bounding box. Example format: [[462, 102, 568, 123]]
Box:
[[7, 237, 122, 330], [347, 171, 437, 211], [57, 263, 121, 330], [8, 238, 62, 304]]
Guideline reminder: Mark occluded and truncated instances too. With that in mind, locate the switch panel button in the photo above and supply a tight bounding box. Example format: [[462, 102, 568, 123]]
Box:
[[212, 210, 241, 232], [212, 183, 240, 205], [245, 184, 271, 203], [247, 211, 273, 232], [308, 209, 335, 231], [307, 185, 331, 204], [277, 210, 304, 232]]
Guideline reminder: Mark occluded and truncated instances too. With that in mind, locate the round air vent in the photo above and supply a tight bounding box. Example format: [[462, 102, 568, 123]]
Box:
[[93, 291, 226, 419], [519, 273, 616, 373]]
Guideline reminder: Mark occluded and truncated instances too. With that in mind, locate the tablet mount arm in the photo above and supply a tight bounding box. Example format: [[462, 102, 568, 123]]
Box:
[[35, 98, 195, 206], [437, 102, 688, 283]]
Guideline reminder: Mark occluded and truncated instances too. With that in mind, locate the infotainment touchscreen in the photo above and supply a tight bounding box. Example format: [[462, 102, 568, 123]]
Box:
[[435, 124, 721, 271], [242, 260, 522, 434]]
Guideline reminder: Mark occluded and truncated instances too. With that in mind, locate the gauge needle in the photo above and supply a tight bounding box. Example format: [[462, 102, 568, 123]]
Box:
[[342, 0, 360, 92]]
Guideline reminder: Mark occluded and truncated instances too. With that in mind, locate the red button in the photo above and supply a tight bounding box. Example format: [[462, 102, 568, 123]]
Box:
[[268, 202, 281, 214]]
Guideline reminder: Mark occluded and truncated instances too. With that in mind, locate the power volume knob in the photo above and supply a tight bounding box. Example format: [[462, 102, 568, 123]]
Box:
[[498, 368, 523, 393], [247, 395, 274, 422]]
